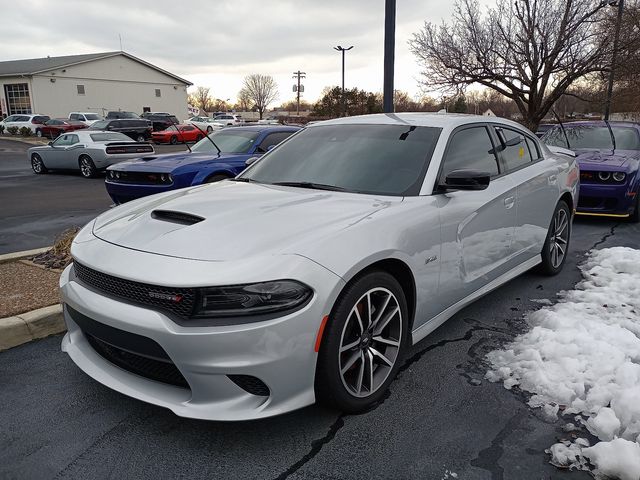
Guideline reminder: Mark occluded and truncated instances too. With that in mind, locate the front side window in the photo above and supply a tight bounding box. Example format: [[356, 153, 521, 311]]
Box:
[[241, 124, 442, 196], [440, 126, 500, 180], [53, 134, 74, 146], [497, 127, 532, 172]]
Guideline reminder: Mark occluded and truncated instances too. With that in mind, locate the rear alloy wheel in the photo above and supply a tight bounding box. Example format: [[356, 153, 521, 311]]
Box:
[[170, 135, 178, 145], [537, 200, 571, 275], [79, 155, 97, 179], [315, 271, 408, 412], [31, 153, 47, 174]]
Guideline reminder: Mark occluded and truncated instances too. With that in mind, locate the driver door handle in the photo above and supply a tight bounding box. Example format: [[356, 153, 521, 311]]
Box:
[[504, 196, 515, 209]]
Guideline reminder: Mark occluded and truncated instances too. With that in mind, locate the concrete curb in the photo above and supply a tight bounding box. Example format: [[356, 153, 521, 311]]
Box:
[[0, 304, 65, 352], [0, 246, 51, 264]]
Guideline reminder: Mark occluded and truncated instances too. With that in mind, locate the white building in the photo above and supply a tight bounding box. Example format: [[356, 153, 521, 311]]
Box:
[[0, 51, 191, 119]]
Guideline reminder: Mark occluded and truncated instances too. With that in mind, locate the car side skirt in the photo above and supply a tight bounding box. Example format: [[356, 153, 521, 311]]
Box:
[[411, 255, 541, 345], [574, 211, 630, 218]]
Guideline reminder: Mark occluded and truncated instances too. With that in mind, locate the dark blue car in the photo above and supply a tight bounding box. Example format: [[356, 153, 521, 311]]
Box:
[[542, 121, 640, 222], [105, 125, 300, 204]]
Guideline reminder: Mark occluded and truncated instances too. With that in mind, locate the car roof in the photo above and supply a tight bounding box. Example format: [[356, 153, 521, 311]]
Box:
[[77, 130, 131, 140], [309, 112, 532, 131]]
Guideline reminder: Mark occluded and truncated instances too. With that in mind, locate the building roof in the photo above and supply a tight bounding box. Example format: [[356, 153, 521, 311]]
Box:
[[0, 51, 192, 85]]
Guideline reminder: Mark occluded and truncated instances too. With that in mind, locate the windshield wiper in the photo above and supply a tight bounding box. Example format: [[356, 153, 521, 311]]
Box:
[[271, 181, 350, 192]]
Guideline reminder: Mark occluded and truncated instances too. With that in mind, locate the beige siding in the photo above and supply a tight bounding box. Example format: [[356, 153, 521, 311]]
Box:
[[1, 54, 189, 118]]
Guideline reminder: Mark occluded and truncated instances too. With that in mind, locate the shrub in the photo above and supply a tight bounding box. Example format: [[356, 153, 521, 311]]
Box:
[[7, 126, 19, 135], [19, 126, 32, 136]]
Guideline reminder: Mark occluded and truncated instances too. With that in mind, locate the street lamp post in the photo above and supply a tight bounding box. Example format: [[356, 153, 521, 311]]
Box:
[[383, 0, 396, 113], [604, 0, 624, 122], [334, 45, 353, 116]]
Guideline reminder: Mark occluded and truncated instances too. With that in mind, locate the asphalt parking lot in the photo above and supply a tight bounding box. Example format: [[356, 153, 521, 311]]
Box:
[[1, 214, 637, 479], [0, 139, 187, 254]]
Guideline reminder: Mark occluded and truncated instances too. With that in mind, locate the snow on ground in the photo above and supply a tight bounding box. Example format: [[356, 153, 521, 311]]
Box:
[[485, 247, 640, 480]]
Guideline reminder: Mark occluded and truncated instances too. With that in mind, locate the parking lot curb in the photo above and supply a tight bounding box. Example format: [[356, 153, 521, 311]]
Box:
[[0, 304, 65, 352], [0, 246, 51, 264]]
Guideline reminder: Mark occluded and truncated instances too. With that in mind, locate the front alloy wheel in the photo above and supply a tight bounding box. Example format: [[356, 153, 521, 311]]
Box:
[[315, 271, 408, 412]]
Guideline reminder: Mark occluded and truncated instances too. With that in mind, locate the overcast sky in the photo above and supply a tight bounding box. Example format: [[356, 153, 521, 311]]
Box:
[[0, 0, 484, 105]]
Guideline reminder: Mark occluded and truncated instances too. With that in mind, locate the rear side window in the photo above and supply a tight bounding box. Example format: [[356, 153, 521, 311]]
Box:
[[441, 126, 500, 180], [526, 137, 541, 160], [497, 127, 532, 171]]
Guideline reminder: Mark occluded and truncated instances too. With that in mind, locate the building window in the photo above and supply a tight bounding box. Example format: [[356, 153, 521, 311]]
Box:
[[4, 83, 32, 114], [77, 84, 85, 95], [155, 89, 161, 97]]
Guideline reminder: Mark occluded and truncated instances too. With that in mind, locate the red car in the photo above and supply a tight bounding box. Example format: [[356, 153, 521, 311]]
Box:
[[151, 124, 205, 144], [37, 119, 88, 139]]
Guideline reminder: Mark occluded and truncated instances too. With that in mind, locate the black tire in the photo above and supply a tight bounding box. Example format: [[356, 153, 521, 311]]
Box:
[[135, 134, 146, 142], [31, 153, 48, 174], [315, 270, 409, 412], [537, 200, 571, 276], [35, 129, 43, 138], [204, 174, 230, 184], [78, 155, 97, 179], [206, 126, 213, 133], [196, 134, 203, 142], [170, 135, 178, 145], [629, 195, 640, 223]]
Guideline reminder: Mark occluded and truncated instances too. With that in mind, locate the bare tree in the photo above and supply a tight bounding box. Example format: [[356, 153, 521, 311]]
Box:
[[409, 0, 614, 131], [190, 86, 214, 113], [242, 74, 279, 119], [234, 88, 253, 111]]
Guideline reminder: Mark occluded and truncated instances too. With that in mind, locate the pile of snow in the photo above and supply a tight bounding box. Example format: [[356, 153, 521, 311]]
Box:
[[485, 247, 640, 479]]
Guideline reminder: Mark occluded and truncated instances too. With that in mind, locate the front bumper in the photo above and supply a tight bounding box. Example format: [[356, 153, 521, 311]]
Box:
[[59, 243, 344, 421], [105, 180, 178, 204], [576, 183, 636, 217]]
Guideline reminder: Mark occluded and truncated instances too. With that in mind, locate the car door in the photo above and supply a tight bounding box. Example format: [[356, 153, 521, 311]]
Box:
[[436, 124, 518, 304], [492, 125, 559, 262], [44, 134, 74, 167]]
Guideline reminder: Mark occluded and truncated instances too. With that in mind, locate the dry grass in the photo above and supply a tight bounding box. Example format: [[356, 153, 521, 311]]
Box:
[[30, 227, 80, 270]]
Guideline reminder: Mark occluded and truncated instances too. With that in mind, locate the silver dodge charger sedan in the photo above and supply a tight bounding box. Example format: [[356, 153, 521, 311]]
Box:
[[60, 113, 578, 420], [28, 131, 154, 178]]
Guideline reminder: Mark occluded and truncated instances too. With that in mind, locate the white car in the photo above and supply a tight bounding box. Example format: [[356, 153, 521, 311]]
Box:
[[69, 112, 103, 126], [1, 114, 50, 133], [213, 113, 243, 126], [184, 116, 224, 133], [59, 113, 578, 420]]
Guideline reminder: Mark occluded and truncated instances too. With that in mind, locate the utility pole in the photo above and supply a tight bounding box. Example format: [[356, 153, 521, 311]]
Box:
[[334, 45, 353, 117], [604, 0, 624, 122], [292, 71, 306, 116], [383, 0, 396, 113]]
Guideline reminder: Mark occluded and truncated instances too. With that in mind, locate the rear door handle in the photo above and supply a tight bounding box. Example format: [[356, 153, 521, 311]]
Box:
[[504, 196, 515, 209]]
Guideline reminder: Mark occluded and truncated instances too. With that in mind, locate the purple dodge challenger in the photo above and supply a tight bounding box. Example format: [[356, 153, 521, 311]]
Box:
[[543, 121, 640, 221]]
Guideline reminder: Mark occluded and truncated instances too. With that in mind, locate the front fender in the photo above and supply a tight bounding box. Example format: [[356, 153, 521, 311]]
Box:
[[190, 165, 240, 185]]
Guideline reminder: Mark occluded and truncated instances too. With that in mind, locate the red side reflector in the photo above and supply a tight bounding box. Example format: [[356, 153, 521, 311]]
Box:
[[314, 315, 329, 353]]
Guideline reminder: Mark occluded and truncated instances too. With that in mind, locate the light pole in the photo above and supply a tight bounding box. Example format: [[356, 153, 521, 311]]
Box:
[[383, 0, 396, 113], [334, 45, 353, 116], [604, 0, 624, 122]]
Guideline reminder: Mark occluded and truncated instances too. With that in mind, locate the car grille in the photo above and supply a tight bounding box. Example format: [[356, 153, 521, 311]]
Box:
[[106, 170, 172, 185], [73, 261, 197, 318], [67, 305, 189, 388]]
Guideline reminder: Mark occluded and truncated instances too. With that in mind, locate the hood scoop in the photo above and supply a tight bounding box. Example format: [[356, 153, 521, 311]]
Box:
[[151, 209, 204, 225]]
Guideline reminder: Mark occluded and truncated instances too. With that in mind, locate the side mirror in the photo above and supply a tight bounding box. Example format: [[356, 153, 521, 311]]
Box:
[[245, 157, 259, 167], [47, 141, 53, 146], [267, 144, 276, 151], [441, 169, 491, 191]]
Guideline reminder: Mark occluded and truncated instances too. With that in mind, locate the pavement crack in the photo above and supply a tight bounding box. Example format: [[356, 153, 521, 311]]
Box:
[[271, 414, 346, 480], [590, 223, 619, 250]]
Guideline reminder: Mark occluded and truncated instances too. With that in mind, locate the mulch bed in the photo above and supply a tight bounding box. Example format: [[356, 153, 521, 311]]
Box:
[[0, 262, 60, 317]]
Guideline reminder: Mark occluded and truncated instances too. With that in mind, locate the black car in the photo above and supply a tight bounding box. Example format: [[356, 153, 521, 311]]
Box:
[[140, 113, 180, 131], [106, 111, 140, 120], [89, 119, 152, 142]]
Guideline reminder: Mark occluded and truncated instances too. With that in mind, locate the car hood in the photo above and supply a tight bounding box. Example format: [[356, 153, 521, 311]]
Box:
[[92, 181, 400, 261], [111, 152, 248, 172], [575, 149, 640, 171]]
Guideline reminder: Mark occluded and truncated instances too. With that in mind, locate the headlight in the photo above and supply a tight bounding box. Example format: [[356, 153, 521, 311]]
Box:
[[598, 171, 611, 181], [193, 280, 312, 318], [613, 172, 626, 182]]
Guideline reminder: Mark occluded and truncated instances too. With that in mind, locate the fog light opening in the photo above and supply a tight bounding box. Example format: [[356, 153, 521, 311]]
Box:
[[228, 375, 270, 397]]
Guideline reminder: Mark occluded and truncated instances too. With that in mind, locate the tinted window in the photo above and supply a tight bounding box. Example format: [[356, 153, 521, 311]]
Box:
[[53, 134, 74, 146], [85, 114, 100, 120], [257, 131, 294, 152], [543, 126, 640, 150], [192, 130, 261, 154], [526, 136, 541, 160], [90, 120, 109, 130], [441, 126, 499, 179], [90, 132, 131, 142], [542, 127, 569, 148], [70, 114, 80, 120], [497, 127, 532, 171], [241, 125, 441, 196]]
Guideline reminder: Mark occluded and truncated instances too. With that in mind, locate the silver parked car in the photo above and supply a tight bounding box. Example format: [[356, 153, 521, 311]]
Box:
[[28, 131, 154, 178], [59, 113, 578, 420]]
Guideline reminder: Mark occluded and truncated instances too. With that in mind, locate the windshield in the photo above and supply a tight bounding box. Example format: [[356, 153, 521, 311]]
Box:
[[191, 130, 261, 154], [543, 126, 640, 150], [90, 132, 131, 142], [90, 120, 109, 130], [240, 124, 441, 196], [85, 114, 101, 120]]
